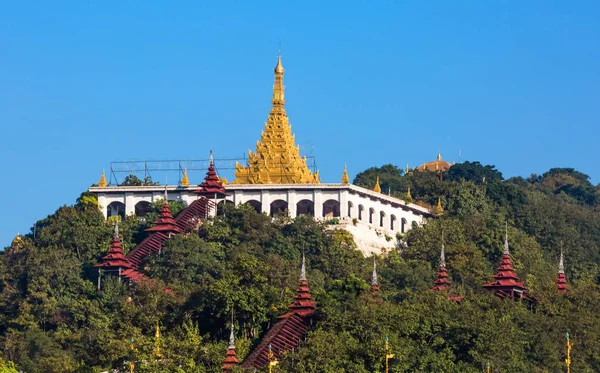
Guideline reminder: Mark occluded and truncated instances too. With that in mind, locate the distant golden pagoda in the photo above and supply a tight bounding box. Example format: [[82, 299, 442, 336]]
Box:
[[180, 169, 190, 187], [418, 152, 451, 173], [341, 164, 349, 184], [98, 170, 107, 187], [232, 54, 320, 184], [373, 176, 382, 193]]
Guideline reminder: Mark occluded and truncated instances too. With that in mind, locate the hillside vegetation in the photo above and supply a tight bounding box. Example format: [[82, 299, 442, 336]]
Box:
[[1, 163, 599, 372]]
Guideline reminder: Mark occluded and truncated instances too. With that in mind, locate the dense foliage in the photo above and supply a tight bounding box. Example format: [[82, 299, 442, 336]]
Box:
[[1, 163, 599, 372]]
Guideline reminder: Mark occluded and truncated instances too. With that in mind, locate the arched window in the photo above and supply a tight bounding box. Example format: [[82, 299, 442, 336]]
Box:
[[358, 205, 365, 221], [107, 201, 126, 219], [401, 218, 408, 233], [245, 200, 262, 213], [390, 215, 397, 230], [296, 200, 315, 216], [379, 211, 386, 227], [347, 201, 354, 218], [322, 200, 341, 217], [270, 200, 289, 216], [135, 201, 152, 218], [369, 208, 375, 224]]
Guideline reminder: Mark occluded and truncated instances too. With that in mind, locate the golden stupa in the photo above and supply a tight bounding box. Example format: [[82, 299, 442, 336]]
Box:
[[232, 54, 320, 184]]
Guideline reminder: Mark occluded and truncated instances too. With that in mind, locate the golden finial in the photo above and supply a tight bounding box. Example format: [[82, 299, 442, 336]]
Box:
[[181, 169, 190, 187], [153, 322, 163, 359], [437, 152, 442, 161], [373, 176, 382, 193], [342, 164, 349, 184], [434, 198, 444, 215], [565, 333, 572, 373], [385, 337, 395, 373], [275, 51, 284, 74], [405, 164, 409, 174], [407, 187, 412, 200], [98, 170, 107, 187]]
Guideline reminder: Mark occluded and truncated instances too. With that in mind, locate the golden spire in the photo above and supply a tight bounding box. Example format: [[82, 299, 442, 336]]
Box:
[[407, 187, 412, 200], [153, 323, 163, 359], [405, 164, 409, 174], [437, 152, 442, 161], [342, 164, 349, 184], [565, 333, 572, 373], [373, 176, 382, 193], [232, 54, 320, 184], [434, 198, 444, 215], [98, 170, 107, 187], [181, 169, 190, 186]]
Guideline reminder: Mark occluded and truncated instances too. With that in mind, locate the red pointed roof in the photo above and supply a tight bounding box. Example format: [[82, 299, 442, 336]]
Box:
[[194, 153, 227, 198], [95, 223, 133, 271], [556, 251, 568, 294], [287, 256, 317, 317], [482, 233, 529, 300], [222, 329, 239, 372], [145, 190, 183, 234]]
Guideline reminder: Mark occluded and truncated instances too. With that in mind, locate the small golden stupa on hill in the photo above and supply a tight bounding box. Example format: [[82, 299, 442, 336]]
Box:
[[418, 152, 452, 172], [232, 54, 320, 184]]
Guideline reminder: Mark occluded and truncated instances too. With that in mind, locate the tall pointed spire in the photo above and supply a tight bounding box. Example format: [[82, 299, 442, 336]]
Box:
[[556, 249, 568, 294], [437, 152, 442, 161], [439, 231, 446, 268], [222, 310, 239, 372], [374, 176, 382, 193], [482, 223, 530, 300], [232, 54, 319, 184], [209, 148, 214, 166], [406, 187, 412, 200], [341, 164, 349, 184], [98, 170, 107, 187], [300, 253, 307, 281], [430, 231, 451, 293], [181, 169, 190, 187], [288, 254, 316, 317], [371, 258, 378, 287], [503, 221, 509, 255]]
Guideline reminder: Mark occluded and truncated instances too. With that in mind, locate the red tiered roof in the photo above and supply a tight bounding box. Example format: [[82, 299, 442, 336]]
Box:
[[482, 235, 530, 300], [95, 234, 132, 271], [194, 156, 227, 198], [145, 196, 183, 235], [221, 330, 239, 372], [241, 257, 316, 370], [429, 240, 462, 301], [556, 252, 568, 294]]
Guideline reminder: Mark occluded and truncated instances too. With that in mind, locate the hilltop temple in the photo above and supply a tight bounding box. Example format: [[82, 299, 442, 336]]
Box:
[[89, 55, 431, 254]]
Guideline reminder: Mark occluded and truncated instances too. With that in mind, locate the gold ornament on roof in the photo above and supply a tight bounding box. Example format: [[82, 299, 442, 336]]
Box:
[[407, 187, 412, 200], [341, 164, 349, 184], [98, 170, 107, 187], [373, 176, 382, 193], [232, 54, 320, 184], [181, 169, 190, 186]]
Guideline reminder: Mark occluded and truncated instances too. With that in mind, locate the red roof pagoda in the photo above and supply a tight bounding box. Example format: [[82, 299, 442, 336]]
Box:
[[95, 221, 137, 289], [221, 326, 239, 372], [430, 234, 462, 301], [194, 150, 227, 198], [482, 227, 530, 300], [241, 255, 316, 370], [556, 250, 568, 294], [145, 187, 183, 235], [287, 255, 317, 317]]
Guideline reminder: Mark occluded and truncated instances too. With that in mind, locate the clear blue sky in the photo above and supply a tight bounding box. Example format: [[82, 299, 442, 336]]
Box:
[[1, 1, 599, 247]]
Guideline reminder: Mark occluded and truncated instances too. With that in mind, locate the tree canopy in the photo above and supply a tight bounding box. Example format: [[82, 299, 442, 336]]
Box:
[[0, 163, 599, 372]]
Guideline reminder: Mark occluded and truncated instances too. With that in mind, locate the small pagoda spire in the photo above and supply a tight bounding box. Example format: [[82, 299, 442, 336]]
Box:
[[272, 52, 285, 109], [181, 169, 190, 187], [288, 254, 317, 317], [406, 187, 412, 200], [95, 220, 135, 289], [145, 186, 183, 235], [341, 164, 350, 184], [209, 148, 214, 166], [437, 152, 442, 161], [300, 253, 307, 282], [556, 249, 569, 294], [195, 150, 227, 199], [405, 164, 409, 174], [222, 310, 239, 372], [98, 170, 107, 187], [374, 176, 382, 193], [371, 258, 378, 287], [482, 223, 530, 300], [430, 232, 451, 292], [434, 198, 444, 215]]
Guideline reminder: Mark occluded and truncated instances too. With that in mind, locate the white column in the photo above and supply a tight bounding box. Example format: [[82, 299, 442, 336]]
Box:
[[339, 190, 348, 218], [125, 193, 135, 216], [287, 190, 297, 217], [97, 194, 108, 219], [313, 189, 323, 218], [233, 190, 241, 205], [261, 191, 271, 215]]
